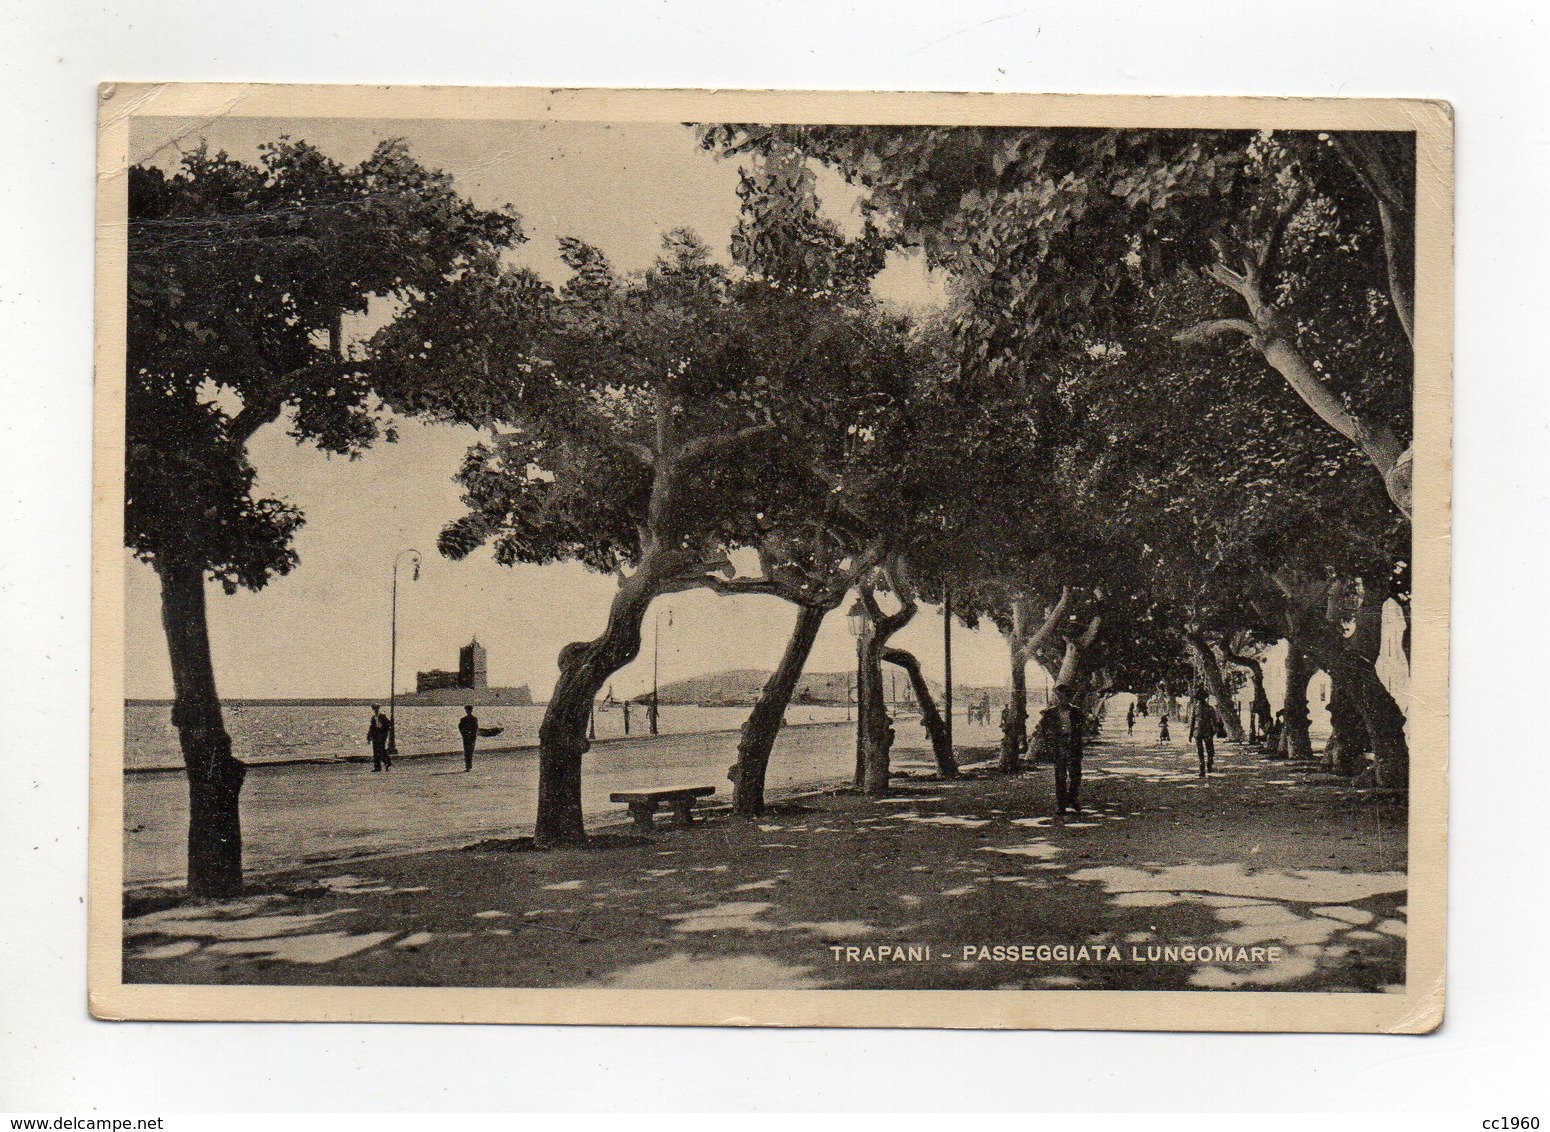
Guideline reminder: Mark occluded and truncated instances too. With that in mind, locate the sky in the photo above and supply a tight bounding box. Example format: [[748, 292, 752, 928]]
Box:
[[122, 114, 1029, 701]]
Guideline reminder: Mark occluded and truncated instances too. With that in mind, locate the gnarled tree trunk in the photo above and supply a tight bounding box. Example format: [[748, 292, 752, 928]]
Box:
[[1288, 583, 1409, 790], [1278, 641, 1315, 762], [999, 635, 1029, 773], [158, 558, 247, 897], [1184, 631, 1245, 742], [1324, 666, 1370, 777], [884, 646, 958, 779], [994, 588, 1071, 771], [1297, 620, 1409, 790], [1356, 669, 1409, 789], [731, 603, 827, 815], [854, 626, 894, 794], [1224, 640, 1273, 745], [1054, 615, 1102, 690], [1039, 615, 1101, 762], [854, 580, 915, 795], [537, 558, 662, 845]]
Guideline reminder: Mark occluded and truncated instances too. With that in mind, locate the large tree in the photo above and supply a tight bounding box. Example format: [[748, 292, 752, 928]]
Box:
[[1051, 285, 1410, 784], [127, 140, 518, 894], [377, 153, 916, 841], [706, 512, 878, 815], [701, 126, 1415, 517]]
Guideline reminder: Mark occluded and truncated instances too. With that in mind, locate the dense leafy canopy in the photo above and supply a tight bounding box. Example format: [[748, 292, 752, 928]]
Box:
[[126, 139, 520, 587]]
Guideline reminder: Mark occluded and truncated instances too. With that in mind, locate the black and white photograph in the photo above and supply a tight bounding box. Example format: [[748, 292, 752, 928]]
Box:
[[90, 86, 1450, 1031]]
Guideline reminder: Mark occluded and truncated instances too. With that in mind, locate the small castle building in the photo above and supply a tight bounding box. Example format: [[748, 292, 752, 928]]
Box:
[[417, 638, 488, 693], [408, 638, 532, 706]]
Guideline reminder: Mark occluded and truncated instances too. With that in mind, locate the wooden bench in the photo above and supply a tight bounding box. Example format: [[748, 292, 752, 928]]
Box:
[[609, 785, 717, 831]]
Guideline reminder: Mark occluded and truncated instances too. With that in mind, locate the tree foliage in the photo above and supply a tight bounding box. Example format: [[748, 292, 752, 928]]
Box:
[[127, 138, 521, 583]]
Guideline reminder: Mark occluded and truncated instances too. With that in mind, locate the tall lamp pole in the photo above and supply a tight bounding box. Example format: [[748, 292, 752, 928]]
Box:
[[846, 597, 867, 735], [388, 549, 422, 754], [651, 608, 672, 736], [943, 582, 954, 753]]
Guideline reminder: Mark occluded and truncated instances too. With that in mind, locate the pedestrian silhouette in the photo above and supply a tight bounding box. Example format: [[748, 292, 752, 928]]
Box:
[[367, 705, 393, 772], [458, 705, 479, 771], [1036, 682, 1089, 815], [1188, 687, 1218, 778]]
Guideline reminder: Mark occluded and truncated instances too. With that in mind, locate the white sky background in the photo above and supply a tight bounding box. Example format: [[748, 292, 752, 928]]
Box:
[[123, 115, 1005, 700]]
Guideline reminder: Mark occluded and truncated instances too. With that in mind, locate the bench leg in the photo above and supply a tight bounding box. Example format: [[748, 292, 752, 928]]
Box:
[[628, 801, 659, 832], [669, 799, 696, 827]]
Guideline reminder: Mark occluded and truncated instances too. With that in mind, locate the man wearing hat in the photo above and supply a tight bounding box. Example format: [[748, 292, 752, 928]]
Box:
[[1038, 683, 1089, 814]]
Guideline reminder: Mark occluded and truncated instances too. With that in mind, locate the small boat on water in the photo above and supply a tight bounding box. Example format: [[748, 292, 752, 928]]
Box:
[[477, 726, 504, 738]]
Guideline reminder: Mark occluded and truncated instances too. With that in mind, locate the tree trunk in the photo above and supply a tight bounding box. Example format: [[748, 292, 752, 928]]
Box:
[[158, 558, 247, 897], [1224, 645, 1273, 745], [1324, 666, 1370, 777], [999, 638, 1029, 773], [1052, 614, 1101, 693], [1296, 608, 1410, 790], [884, 647, 958, 778], [1055, 637, 1083, 688], [1278, 642, 1315, 762], [731, 603, 826, 816], [536, 551, 662, 846], [1354, 667, 1409, 789], [854, 584, 914, 795], [1184, 632, 1246, 742], [856, 629, 894, 794]]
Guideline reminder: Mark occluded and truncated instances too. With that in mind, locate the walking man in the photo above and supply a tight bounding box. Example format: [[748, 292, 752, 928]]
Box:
[[367, 704, 393, 772], [1126, 703, 1135, 735], [1188, 686, 1218, 778], [1037, 683, 1088, 815], [458, 704, 479, 772]]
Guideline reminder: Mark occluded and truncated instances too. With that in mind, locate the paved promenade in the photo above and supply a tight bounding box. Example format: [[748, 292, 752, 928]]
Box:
[[125, 715, 1001, 885], [124, 713, 1408, 994]]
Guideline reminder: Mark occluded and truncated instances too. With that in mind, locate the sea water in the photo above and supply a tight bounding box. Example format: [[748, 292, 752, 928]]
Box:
[[123, 702, 852, 770]]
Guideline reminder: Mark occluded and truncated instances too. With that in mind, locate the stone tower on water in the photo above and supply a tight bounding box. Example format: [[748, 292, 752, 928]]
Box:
[[458, 638, 488, 691]]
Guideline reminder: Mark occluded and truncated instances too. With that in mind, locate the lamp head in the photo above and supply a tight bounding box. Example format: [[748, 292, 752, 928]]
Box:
[[845, 597, 868, 638]]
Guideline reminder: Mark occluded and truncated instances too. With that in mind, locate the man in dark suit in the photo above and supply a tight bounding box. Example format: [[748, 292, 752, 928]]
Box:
[[1188, 687, 1219, 778], [458, 705, 479, 771], [367, 705, 393, 772], [1037, 683, 1089, 814]]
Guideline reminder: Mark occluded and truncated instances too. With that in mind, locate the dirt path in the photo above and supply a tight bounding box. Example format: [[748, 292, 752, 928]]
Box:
[[124, 715, 1407, 993]]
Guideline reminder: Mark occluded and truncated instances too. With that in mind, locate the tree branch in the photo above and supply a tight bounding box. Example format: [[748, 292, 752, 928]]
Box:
[[620, 441, 655, 468], [1256, 188, 1306, 277], [1023, 586, 1071, 653], [1174, 318, 1256, 346], [1188, 229, 1413, 519], [675, 420, 776, 467], [702, 574, 781, 598], [1329, 133, 1415, 346]]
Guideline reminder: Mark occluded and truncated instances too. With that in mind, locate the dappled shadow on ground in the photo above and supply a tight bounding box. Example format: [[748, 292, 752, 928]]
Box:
[[123, 732, 1406, 992]]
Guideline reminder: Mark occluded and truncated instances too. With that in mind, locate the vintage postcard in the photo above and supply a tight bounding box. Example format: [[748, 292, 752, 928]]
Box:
[[91, 84, 1450, 1030]]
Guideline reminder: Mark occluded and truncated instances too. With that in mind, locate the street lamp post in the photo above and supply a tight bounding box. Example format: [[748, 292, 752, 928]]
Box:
[[846, 596, 868, 716], [943, 582, 954, 753], [388, 549, 422, 755], [651, 608, 672, 736]]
